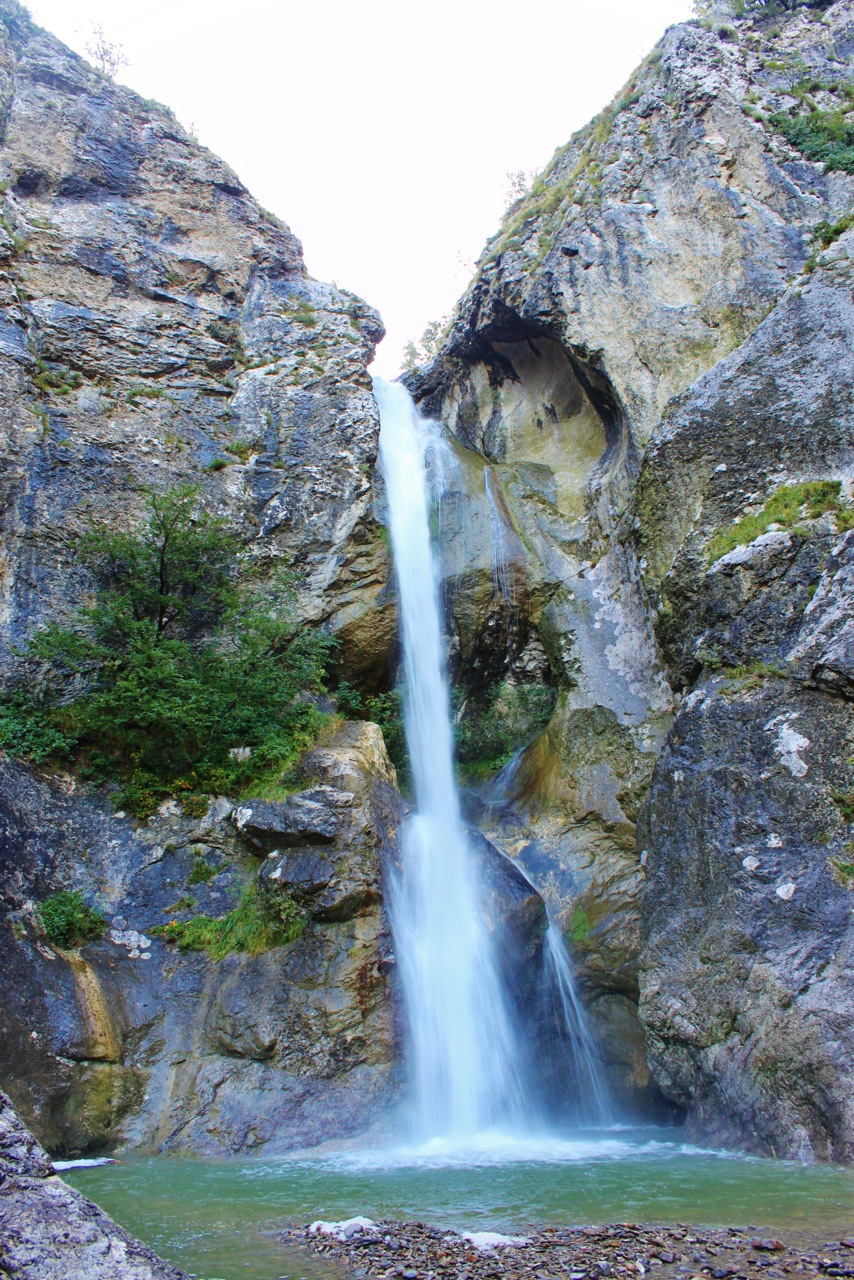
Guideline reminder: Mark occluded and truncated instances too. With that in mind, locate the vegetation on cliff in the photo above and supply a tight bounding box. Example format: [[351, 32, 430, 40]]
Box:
[[706, 480, 853, 562], [37, 890, 107, 949], [153, 883, 305, 959], [0, 488, 332, 817]]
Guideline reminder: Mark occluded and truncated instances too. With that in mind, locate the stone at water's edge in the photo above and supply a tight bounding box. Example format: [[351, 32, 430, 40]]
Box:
[[0, 1089, 189, 1279]]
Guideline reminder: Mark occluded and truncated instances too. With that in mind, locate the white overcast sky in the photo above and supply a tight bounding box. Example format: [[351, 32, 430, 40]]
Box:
[[26, 0, 694, 374]]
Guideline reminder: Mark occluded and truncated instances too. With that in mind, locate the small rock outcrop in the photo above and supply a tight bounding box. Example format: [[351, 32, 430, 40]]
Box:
[[0, 1089, 188, 1279], [0, 721, 402, 1156]]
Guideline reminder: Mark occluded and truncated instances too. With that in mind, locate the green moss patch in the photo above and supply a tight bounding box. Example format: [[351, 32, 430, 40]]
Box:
[[707, 480, 846, 562], [569, 905, 592, 949], [154, 884, 304, 960]]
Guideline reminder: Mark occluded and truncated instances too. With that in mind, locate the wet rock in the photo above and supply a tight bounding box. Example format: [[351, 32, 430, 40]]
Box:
[[0, 1088, 189, 1278]]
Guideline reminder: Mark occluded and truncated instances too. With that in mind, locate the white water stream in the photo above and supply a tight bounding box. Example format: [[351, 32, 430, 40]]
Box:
[[374, 377, 607, 1140]]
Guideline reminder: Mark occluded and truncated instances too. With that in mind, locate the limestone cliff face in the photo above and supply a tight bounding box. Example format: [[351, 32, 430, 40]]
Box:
[[0, 1089, 189, 1278], [412, 0, 854, 1143], [0, 721, 404, 1156], [0, 0, 402, 1154], [635, 231, 854, 1163], [0, 0, 392, 688]]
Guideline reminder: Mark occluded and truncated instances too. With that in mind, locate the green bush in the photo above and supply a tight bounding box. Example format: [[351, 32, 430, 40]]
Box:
[[154, 884, 304, 959], [770, 108, 854, 175], [455, 682, 555, 781], [39, 890, 107, 948], [336, 682, 408, 782], [0, 487, 332, 816]]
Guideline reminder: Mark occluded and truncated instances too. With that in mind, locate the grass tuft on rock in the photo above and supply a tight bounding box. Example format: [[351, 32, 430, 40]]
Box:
[[38, 890, 107, 949], [154, 884, 305, 960], [707, 480, 846, 562]]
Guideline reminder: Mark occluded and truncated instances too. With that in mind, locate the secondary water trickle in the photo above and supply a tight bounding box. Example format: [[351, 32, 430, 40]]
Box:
[[374, 376, 607, 1141]]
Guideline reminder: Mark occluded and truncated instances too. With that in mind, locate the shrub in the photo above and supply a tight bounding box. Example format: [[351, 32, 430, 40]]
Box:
[[154, 884, 304, 959], [336, 682, 408, 782], [455, 682, 555, 781], [0, 487, 332, 816], [770, 108, 854, 175], [39, 890, 107, 948], [181, 795, 210, 819]]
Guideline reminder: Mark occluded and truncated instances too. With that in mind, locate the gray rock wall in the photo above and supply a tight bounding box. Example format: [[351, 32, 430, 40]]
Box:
[[634, 230, 854, 1162], [412, 0, 854, 1147], [0, 0, 393, 689], [0, 722, 403, 1156], [0, 1089, 189, 1278]]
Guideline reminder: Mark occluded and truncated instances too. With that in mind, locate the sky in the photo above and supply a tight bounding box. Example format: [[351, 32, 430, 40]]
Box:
[[26, 0, 695, 375]]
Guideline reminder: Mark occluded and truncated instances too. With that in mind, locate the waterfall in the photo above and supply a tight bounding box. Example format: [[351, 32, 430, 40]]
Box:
[[484, 468, 517, 606], [543, 921, 611, 1124], [375, 378, 529, 1139], [374, 376, 609, 1140]]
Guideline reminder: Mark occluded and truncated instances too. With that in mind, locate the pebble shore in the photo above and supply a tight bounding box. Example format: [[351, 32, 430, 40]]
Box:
[[285, 1219, 854, 1280]]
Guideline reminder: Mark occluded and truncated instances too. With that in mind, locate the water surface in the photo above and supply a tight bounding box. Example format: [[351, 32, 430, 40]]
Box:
[[64, 1126, 854, 1280]]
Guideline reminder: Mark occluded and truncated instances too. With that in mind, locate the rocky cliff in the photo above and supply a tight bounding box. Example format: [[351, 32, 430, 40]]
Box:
[[0, 1089, 189, 1278], [0, 0, 401, 1155], [2, 0, 854, 1167], [410, 0, 854, 1152], [0, 0, 391, 686]]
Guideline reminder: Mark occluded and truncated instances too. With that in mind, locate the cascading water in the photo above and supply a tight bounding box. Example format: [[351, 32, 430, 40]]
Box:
[[375, 378, 529, 1139], [543, 921, 611, 1124], [374, 376, 608, 1140], [484, 467, 517, 607]]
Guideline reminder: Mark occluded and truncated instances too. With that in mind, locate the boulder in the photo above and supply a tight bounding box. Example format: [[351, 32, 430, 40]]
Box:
[[0, 1088, 188, 1279]]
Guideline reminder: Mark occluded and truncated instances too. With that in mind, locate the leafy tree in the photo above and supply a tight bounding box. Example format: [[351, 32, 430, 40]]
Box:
[[401, 316, 450, 371], [0, 488, 332, 816]]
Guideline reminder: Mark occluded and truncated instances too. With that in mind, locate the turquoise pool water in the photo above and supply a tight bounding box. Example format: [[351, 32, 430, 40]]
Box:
[[62, 1127, 854, 1280]]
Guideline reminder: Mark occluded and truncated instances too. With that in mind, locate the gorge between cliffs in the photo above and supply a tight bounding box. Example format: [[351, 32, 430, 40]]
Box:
[[1, 0, 854, 1275]]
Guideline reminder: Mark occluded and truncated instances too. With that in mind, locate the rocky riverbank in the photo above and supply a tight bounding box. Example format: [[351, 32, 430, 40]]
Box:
[[0, 1090, 189, 1279], [287, 1218, 854, 1280]]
